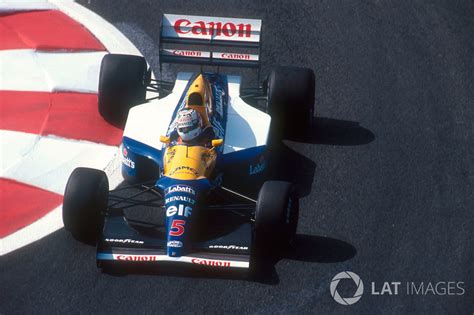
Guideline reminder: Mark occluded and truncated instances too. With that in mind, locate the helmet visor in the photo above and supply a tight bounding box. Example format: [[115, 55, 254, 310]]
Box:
[[178, 121, 200, 134]]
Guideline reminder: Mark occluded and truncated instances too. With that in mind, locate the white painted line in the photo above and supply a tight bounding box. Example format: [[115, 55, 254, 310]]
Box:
[[0, 130, 40, 174], [0, 203, 63, 256], [0, 50, 107, 93], [50, 0, 159, 99], [0, 0, 153, 255], [50, 0, 142, 56], [0, 144, 123, 256], [0, 1, 56, 12], [1, 132, 119, 194]]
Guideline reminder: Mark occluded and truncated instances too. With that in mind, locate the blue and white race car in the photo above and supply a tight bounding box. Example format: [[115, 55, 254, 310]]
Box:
[[62, 14, 315, 274]]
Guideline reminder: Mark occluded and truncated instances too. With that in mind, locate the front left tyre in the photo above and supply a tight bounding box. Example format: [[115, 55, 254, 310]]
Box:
[[63, 167, 109, 242], [266, 66, 315, 140]]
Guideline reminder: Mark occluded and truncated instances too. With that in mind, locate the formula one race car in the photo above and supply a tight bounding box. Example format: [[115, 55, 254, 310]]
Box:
[[62, 14, 315, 275]]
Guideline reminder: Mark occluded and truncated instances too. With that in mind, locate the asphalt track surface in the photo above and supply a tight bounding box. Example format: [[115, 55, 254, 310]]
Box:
[[2, 1, 473, 313]]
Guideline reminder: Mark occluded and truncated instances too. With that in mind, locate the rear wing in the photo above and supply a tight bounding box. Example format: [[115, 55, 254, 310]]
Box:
[[159, 14, 262, 69]]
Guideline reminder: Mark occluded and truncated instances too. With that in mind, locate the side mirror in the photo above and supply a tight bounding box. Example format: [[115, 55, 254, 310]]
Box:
[[160, 135, 170, 144], [211, 139, 224, 147]]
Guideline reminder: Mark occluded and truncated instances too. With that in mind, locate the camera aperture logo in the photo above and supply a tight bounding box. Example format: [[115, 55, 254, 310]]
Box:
[[330, 271, 466, 306], [330, 271, 364, 305]]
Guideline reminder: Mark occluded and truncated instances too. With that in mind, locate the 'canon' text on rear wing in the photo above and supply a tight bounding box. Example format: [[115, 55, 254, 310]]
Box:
[[159, 14, 262, 69]]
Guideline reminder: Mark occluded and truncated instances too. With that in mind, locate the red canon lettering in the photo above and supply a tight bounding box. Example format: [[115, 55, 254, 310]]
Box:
[[174, 19, 191, 34], [191, 258, 231, 267], [173, 50, 202, 57], [207, 22, 222, 36], [221, 23, 236, 37], [174, 19, 252, 38], [117, 255, 156, 261], [222, 53, 250, 60], [191, 21, 207, 35]]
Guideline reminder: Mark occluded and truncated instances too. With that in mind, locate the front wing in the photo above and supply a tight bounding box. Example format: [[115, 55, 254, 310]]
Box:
[[96, 205, 253, 270], [97, 251, 250, 269]]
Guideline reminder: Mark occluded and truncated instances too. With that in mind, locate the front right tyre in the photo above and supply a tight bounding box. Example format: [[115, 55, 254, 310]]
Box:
[[98, 54, 149, 127], [251, 181, 299, 273]]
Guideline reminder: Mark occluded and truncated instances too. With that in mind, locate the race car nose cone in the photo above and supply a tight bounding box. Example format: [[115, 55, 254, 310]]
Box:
[[164, 183, 198, 258], [167, 239, 185, 257]]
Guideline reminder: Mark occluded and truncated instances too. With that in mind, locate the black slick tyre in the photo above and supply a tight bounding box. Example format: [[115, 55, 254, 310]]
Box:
[[63, 167, 109, 242], [266, 66, 315, 140], [98, 54, 148, 126]]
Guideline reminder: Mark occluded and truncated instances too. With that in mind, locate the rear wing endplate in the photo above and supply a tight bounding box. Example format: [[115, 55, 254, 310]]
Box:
[[159, 14, 262, 69]]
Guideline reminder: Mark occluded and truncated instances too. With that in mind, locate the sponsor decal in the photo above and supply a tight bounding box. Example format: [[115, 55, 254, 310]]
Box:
[[209, 245, 249, 250], [214, 52, 259, 61], [117, 255, 156, 261], [162, 14, 261, 44], [105, 238, 144, 244], [211, 116, 225, 139], [249, 161, 266, 175], [162, 49, 211, 59], [173, 49, 202, 57], [191, 258, 231, 267], [166, 204, 193, 217], [122, 157, 135, 169], [165, 195, 196, 205], [174, 19, 252, 38], [169, 219, 186, 236], [220, 53, 250, 60], [121, 145, 135, 168], [169, 165, 199, 176], [214, 87, 224, 117], [167, 240, 183, 248], [165, 185, 196, 195], [210, 84, 226, 139]]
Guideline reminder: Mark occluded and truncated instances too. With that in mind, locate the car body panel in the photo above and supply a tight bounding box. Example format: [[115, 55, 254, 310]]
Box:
[[163, 145, 217, 180], [122, 72, 270, 156]]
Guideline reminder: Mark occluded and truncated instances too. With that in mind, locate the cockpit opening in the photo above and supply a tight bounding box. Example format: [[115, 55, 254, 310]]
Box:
[[188, 92, 203, 106]]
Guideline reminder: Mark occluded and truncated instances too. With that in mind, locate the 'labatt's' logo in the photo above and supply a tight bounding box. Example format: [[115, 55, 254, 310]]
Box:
[[165, 185, 195, 195], [122, 146, 135, 169], [249, 156, 266, 175]]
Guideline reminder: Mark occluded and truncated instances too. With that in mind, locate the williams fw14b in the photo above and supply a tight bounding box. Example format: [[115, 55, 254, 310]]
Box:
[[63, 14, 315, 276]]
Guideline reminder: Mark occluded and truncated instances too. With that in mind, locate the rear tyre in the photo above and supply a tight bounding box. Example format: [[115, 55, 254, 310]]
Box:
[[252, 181, 299, 273], [266, 66, 315, 140], [63, 167, 109, 242], [98, 54, 148, 126]]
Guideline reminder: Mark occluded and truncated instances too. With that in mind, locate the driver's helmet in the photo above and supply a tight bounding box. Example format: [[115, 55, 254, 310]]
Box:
[[176, 108, 202, 142]]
